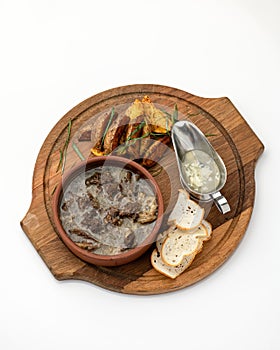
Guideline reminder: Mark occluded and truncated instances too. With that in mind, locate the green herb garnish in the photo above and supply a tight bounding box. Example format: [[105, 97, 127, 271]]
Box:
[[159, 105, 179, 133], [133, 132, 150, 141], [172, 104, 178, 124], [126, 121, 146, 141], [56, 119, 72, 174], [72, 142, 85, 161], [159, 108, 172, 118], [205, 133, 217, 137], [117, 132, 150, 154], [165, 115, 170, 136], [56, 149, 63, 173], [101, 107, 115, 148], [61, 119, 72, 173], [51, 184, 58, 196], [186, 112, 200, 118], [150, 132, 167, 138]]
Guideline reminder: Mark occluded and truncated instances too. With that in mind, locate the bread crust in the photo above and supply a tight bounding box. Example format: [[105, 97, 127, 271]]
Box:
[[201, 220, 212, 240], [151, 248, 196, 279], [161, 230, 202, 266], [168, 196, 205, 231], [151, 191, 213, 278]]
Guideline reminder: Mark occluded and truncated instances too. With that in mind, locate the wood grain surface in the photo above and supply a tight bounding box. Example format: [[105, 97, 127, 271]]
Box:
[[21, 84, 264, 295]]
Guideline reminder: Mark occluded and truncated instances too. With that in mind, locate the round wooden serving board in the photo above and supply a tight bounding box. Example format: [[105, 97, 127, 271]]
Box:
[[21, 84, 264, 295]]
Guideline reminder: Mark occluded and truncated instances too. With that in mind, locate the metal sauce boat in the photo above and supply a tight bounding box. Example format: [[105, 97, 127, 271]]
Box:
[[171, 120, 230, 214]]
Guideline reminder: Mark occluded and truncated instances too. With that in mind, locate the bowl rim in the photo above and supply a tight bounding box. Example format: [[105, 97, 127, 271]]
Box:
[[52, 155, 164, 266]]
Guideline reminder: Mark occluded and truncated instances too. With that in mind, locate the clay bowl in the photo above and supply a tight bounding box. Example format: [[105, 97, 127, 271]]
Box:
[[52, 156, 164, 267]]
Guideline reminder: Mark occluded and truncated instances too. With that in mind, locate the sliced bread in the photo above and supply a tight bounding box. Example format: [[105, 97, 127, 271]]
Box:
[[156, 232, 166, 252], [187, 224, 208, 239], [201, 219, 212, 241], [168, 189, 204, 230], [151, 248, 196, 279], [151, 189, 213, 278], [187, 220, 212, 241], [161, 228, 202, 266], [155, 226, 175, 252]]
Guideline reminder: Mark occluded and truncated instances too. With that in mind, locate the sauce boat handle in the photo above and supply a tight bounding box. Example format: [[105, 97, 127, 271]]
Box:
[[211, 192, 231, 214]]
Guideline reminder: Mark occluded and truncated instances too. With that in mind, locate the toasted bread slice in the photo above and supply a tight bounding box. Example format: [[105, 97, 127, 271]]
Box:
[[168, 190, 204, 230], [151, 189, 212, 275], [156, 235, 165, 252], [152, 226, 207, 278], [187, 221, 211, 241], [151, 248, 196, 279], [125, 99, 145, 120], [186, 220, 212, 239], [91, 112, 114, 156], [201, 219, 212, 241], [103, 114, 130, 154], [126, 96, 172, 132], [189, 225, 208, 239], [161, 227, 202, 266], [155, 229, 170, 252]]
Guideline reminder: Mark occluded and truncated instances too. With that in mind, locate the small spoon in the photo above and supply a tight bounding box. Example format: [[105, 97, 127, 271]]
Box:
[[171, 120, 230, 214]]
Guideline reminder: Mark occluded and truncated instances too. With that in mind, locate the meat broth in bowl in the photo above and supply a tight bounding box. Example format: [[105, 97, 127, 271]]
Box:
[[52, 156, 164, 266]]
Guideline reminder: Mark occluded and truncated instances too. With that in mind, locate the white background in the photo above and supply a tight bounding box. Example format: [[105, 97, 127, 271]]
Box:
[[1, 1, 279, 349]]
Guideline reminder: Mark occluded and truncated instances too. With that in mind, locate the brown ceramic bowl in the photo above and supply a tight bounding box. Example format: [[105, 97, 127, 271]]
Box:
[[52, 156, 164, 267]]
